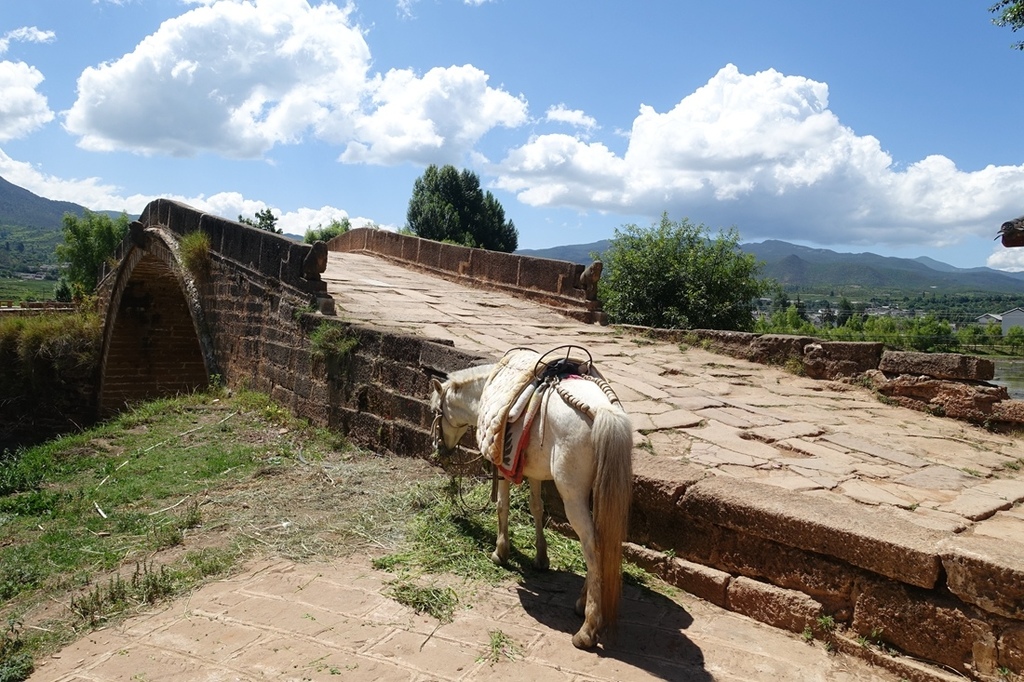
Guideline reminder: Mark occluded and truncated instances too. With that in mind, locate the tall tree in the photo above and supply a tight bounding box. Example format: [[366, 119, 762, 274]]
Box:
[[239, 208, 281, 234], [406, 164, 518, 252], [598, 214, 771, 331], [55, 210, 130, 298], [991, 0, 1024, 49]]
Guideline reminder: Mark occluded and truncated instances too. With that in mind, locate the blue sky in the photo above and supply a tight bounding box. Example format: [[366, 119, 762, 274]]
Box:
[[2, 0, 1024, 270]]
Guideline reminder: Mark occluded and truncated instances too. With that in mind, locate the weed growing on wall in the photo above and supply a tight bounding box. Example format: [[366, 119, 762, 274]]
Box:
[[179, 231, 211, 279], [310, 322, 358, 377]]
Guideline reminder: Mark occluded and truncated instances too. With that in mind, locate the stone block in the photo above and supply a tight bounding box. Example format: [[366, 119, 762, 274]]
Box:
[[681, 476, 944, 588], [999, 626, 1024, 674], [437, 242, 468, 274], [940, 534, 1024, 620], [416, 237, 443, 269], [628, 453, 706, 548], [726, 576, 823, 633], [466, 250, 520, 288], [664, 555, 731, 608], [802, 341, 883, 380], [714, 527, 857, 618], [873, 374, 1008, 423], [748, 333, 815, 364], [879, 350, 995, 381], [850, 577, 995, 675]]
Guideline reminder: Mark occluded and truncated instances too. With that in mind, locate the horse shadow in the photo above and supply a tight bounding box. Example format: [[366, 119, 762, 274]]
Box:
[[445, 508, 712, 680], [515, 567, 714, 681]]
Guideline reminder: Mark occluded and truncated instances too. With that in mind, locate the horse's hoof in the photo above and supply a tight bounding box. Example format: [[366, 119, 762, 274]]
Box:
[[572, 629, 597, 649], [490, 551, 505, 566], [534, 555, 549, 571]]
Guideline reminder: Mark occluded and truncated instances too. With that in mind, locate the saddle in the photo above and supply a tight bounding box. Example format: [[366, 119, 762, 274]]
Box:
[[477, 346, 610, 483]]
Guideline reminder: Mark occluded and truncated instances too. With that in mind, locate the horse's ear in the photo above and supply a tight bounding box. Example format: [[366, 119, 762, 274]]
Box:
[[430, 378, 443, 395]]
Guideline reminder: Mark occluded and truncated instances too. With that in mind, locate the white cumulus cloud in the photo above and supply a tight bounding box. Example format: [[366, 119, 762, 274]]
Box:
[[545, 104, 598, 134], [0, 148, 148, 211], [63, 0, 527, 165], [0, 61, 54, 141], [495, 64, 1024, 251], [0, 26, 56, 141], [341, 64, 527, 165], [64, 0, 371, 158]]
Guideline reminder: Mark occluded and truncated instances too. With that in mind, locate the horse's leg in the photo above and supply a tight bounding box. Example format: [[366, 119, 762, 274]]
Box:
[[561, 492, 602, 649], [529, 478, 548, 570], [491, 478, 510, 566]]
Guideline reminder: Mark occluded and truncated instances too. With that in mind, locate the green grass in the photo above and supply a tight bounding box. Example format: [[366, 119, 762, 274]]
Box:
[[372, 477, 650, 588], [0, 278, 56, 302], [479, 629, 520, 664], [385, 579, 458, 623], [0, 393, 259, 601]]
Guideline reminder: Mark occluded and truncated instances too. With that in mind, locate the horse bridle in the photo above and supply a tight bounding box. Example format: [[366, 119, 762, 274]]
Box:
[[431, 383, 461, 457]]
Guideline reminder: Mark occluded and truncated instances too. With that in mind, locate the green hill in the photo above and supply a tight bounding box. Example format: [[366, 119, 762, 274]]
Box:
[[0, 176, 130, 277], [517, 238, 1024, 301]]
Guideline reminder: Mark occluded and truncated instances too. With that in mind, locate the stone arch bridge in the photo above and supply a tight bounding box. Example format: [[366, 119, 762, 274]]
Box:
[[94, 199, 1024, 681]]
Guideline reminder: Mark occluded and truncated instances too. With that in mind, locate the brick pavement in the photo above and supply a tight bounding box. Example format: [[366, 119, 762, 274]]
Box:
[[31, 556, 902, 681]]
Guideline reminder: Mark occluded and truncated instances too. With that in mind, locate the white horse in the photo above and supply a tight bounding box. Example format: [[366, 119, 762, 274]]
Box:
[[429, 353, 633, 649]]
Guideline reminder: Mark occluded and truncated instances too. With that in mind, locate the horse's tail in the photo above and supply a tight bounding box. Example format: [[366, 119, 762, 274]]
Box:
[[591, 404, 633, 631]]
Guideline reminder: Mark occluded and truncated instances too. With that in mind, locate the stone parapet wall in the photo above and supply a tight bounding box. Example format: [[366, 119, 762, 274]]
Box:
[[327, 228, 605, 324]]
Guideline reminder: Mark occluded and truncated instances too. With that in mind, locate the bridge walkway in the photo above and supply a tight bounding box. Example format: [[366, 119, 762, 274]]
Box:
[[323, 251, 1024, 537]]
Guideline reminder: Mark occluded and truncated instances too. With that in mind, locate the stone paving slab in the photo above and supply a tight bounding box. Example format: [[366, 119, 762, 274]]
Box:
[[30, 557, 908, 682]]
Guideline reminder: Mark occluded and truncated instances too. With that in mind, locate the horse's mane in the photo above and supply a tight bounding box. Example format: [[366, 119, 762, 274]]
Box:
[[448, 363, 494, 385], [430, 363, 494, 412]]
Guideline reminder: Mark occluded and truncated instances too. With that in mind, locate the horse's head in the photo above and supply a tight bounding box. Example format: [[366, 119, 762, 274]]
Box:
[[430, 377, 472, 457]]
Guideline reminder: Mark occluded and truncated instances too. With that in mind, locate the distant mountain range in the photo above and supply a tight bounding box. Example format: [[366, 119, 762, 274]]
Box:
[[517, 239, 1024, 299], [5, 175, 1024, 301]]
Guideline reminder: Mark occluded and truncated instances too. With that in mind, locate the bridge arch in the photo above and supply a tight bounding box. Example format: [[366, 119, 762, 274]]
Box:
[[97, 226, 217, 415]]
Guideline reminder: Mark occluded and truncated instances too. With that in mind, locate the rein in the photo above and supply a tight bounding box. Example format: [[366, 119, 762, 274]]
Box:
[[431, 383, 500, 509]]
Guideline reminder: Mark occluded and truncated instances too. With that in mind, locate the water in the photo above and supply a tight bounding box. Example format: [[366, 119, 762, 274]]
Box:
[[991, 357, 1024, 400]]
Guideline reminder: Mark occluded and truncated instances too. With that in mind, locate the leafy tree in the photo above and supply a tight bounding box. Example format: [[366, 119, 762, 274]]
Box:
[[957, 323, 985, 352], [991, 0, 1024, 49], [985, 320, 1004, 348], [55, 210, 130, 298], [1007, 325, 1024, 354], [836, 297, 854, 327], [406, 164, 518, 252], [304, 217, 351, 244], [769, 287, 790, 316], [907, 314, 958, 353], [239, 208, 281, 234], [598, 214, 771, 331]]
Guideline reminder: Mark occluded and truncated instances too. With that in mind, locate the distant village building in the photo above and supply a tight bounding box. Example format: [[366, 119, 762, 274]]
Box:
[[976, 308, 1024, 335]]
